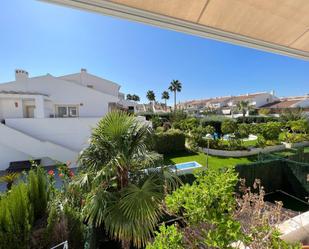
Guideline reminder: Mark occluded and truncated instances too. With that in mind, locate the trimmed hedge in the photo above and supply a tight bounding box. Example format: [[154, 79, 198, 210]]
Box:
[[153, 129, 186, 154], [235, 116, 279, 124]]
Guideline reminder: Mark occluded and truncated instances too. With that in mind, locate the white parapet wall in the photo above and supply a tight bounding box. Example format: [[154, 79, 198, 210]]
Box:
[[5, 118, 101, 151], [279, 210, 309, 244], [202, 144, 286, 157], [0, 118, 102, 170]]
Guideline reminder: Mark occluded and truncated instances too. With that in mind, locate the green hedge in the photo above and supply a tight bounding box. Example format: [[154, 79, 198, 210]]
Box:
[[153, 129, 186, 154], [236, 116, 279, 124]]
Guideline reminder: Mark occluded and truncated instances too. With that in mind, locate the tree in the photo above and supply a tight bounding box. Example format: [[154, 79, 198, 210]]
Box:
[[132, 94, 140, 102], [236, 100, 252, 122], [221, 119, 237, 134], [146, 90, 156, 103], [161, 91, 169, 109], [78, 111, 180, 248], [168, 80, 182, 111], [126, 94, 132, 100]]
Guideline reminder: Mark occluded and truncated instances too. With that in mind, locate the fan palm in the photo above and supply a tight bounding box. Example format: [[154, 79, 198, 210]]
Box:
[[168, 80, 182, 111], [146, 90, 155, 103], [161, 91, 169, 110], [236, 100, 252, 122], [132, 94, 140, 102], [0, 172, 20, 190], [78, 111, 180, 248], [126, 94, 132, 100]]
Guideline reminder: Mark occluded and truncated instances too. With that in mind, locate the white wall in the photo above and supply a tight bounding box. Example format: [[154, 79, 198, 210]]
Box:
[[59, 72, 120, 97], [0, 75, 119, 117], [0, 98, 23, 119], [0, 143, 31, 170], [5, 118, 101, 151]]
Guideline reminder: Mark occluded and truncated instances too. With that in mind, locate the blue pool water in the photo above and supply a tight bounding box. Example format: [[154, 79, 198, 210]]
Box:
[[174, 161, 202, 170]]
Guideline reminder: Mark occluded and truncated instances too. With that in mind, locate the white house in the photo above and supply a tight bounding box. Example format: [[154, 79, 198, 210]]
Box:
[[0, 69, 137, 170]]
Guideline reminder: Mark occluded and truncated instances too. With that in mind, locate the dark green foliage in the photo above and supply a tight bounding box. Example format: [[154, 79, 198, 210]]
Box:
[[236, 116, 279, 123], [28, 166, 48, 220], [221, 119, 238, 134], [153, 129, 186, 154], [0, 183, 31, 249], [200, 115, 229, 134], [258, 122, 282, 141], [236, 123, 251, 138], [151, 115, 163, 130], [0, 167, 50, 249], [280, 108, 304, 122], [172, 118, 199, 131]]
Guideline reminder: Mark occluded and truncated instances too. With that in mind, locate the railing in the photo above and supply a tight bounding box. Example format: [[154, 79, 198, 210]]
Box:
[[50, 241, 68, 249]]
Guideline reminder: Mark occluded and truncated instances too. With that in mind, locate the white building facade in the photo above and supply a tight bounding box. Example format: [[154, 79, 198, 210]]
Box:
[[0, 69, 136, 170]]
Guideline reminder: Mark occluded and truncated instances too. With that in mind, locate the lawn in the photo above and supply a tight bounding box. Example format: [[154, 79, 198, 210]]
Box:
[[163, 151, 257, 170], [164, 147, 309, 170]]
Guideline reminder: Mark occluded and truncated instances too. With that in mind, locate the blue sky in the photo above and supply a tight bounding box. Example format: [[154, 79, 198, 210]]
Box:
[[1, 0, 309, 104]]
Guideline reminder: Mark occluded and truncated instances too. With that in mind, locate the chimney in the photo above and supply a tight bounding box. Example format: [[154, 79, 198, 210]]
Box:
[[270, 90, 275, 96], [81, 68, 87, 73], [15, 69, 29, 81]]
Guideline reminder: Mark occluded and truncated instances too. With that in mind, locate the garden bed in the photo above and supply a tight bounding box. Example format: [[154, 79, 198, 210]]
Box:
[[202, 144, 286, 157]]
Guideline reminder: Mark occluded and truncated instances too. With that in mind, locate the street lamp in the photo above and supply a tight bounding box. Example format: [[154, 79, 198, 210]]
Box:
[[203, 133, 213, 168]]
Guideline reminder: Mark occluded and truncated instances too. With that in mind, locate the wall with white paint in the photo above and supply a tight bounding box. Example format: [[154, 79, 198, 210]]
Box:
[[5, 118, 101, 152]]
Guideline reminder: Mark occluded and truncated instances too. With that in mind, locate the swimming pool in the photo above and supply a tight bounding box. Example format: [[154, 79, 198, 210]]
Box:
[[170, 161, 203, 175]]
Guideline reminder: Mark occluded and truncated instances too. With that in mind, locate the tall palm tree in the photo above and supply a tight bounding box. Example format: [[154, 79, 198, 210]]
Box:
[[168, 80, 182, 111], [132, 94, 140, 102], [161, 91, 169, 109], [236, 100, 251, 122], [126, 94, 132, 100], [77, 111, 180, 249], [146, 90, 155, 103]]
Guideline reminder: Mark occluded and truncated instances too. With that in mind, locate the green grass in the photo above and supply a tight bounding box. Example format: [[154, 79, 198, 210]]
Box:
[[163, 151, 257, 170], [164, 146, 309, 170]]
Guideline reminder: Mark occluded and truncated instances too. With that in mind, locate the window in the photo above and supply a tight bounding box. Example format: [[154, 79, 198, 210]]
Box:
[[56, 105, 79, 117], [87, 85, 93, 88]]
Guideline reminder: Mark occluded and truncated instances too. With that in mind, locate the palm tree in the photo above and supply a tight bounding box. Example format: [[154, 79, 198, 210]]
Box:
[[77, 111, 180, 248], [0, 172, 20, 190], [161, 91, 169, 110], [168, 80, 182, 111], [236, 100, 251, 122], [146, 90, 155, 103], [126, 94, 132, 100], [132, 94, 140, 102]]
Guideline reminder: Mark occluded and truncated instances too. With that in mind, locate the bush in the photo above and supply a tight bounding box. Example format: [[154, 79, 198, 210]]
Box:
[[258, 108, 271, 116], [221, 119, 237, 134], [172, 118, 199, 131], [259, 122, 282, 141], [236, 123, 250, 138], [200, 115, 229, 134], [0, 183, 32, 249], [153, 129, 186, 154], [287, 119, 309, 134], [236, 116, 279, 124]]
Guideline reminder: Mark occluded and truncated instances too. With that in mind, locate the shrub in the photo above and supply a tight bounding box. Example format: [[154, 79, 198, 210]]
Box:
[[287, 119, 309, 134], [0, 183, 32, 249], [236, 123, 250, 138], [172, 118, 199, 131], [221, 119, 237, 134], [258, 108, 271, 116], [151, 115, 163, 130], [153, 129, 186, 154], [236, 116, 279, 124], [146, 224, 184, 249], [200, 115, 229, 134], [259, 122, 282, 141]]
